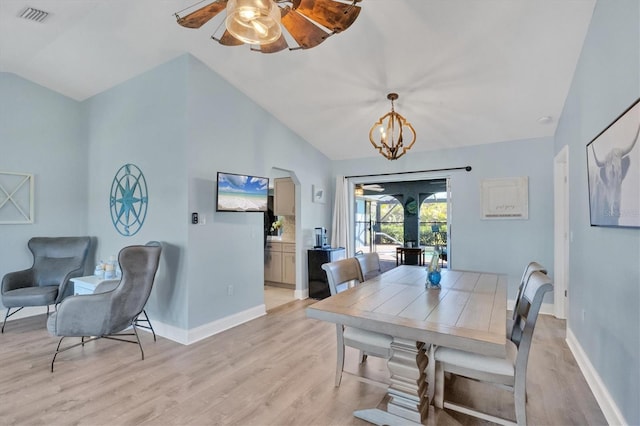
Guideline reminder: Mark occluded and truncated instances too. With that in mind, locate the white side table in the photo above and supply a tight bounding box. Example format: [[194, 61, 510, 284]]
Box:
[[70, 275, 119, 295]]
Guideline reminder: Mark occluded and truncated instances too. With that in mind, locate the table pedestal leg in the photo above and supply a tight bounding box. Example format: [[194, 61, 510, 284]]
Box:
[[354, 338, 429, 425]]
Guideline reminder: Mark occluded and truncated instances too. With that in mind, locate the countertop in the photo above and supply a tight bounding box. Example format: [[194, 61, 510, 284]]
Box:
[[266, 235, 295, 243]]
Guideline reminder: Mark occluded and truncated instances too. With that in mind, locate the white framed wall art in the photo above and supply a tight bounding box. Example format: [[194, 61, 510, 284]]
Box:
[[481, 176, 528, 220], [0, 171, 34, 224]]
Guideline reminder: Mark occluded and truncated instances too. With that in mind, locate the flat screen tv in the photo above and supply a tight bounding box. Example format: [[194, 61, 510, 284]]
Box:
[[216, 172, 269, 212]]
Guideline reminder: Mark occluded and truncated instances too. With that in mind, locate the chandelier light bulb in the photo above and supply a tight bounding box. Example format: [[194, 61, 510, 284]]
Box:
[[225, 0, 281, 45]]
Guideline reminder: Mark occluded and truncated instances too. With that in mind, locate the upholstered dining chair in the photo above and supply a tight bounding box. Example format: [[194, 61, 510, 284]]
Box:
[[321, 258, 393, 387], [1, 236, 91, 333], [430, 271, 553, 426], [355, 252, 383, 281], [47, 244, 162, 371]]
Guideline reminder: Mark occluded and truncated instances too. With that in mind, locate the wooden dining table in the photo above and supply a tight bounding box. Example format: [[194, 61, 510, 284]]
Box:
[[306, 265, 507, 425]]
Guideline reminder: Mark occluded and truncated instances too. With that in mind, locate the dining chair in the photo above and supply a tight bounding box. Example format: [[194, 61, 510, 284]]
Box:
[[321, 258, 393, 387], [355, 252, 382, 280], [430, 270, 553, 426], [508, 261, 547, 338]]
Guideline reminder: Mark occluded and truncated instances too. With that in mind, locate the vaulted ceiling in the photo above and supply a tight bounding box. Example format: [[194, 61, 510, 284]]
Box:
[[0, 0, 596, 160]]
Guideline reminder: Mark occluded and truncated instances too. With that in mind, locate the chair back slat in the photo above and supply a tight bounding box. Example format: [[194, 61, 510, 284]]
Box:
[[356, 253, 382, 280], [321, 258, 364, 296], [511, 270, 553, 350]]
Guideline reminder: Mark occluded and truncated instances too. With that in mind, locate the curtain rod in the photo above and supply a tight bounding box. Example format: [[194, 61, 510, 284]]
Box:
[[345, 166, 472, 179]]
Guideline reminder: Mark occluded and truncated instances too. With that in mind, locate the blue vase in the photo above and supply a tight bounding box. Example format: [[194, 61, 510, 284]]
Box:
[[428, 270, 441, 286]]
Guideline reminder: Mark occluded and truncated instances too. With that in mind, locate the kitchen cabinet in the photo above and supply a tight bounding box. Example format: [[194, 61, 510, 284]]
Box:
[[282, 244, 296, 285], [274, 177, 295, 216], [265, 241, 296, 286], [307, 248, 345, 299]]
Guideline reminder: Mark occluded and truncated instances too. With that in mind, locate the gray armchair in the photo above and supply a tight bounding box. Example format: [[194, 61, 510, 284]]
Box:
[[47, 244, 161, 371], [1, 236, 91, 332]]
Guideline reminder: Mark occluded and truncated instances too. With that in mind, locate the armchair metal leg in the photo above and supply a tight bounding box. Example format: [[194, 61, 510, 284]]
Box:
[[132, 324, 144, 360], [134, 309, 156, 341], [52, 327, 146, 372], [51, 336, 101, 372], [1, 307, 24, 333]]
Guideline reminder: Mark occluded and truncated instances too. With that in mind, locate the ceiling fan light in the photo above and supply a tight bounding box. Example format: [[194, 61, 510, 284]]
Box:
[[225, 0, 282, 44]]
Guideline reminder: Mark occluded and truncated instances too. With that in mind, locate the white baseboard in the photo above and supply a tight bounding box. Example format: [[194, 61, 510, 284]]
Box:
[[149, 304, 267, 345], [295, 288, 308, 300], [566, 327, 627, 426], [3, 304, 268, 347]]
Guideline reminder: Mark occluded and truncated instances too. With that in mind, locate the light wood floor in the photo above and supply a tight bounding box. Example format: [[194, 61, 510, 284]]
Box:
[[0, 300, 606, 426], [264, 285, 296, 311]]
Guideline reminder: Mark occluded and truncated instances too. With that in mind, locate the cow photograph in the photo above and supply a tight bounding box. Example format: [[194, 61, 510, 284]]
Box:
[[587, 98, 640, 228]]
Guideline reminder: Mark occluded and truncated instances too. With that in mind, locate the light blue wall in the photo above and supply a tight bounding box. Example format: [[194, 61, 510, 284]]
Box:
[[83, 54, 333, 330], [0, 73, 88, 310], [83, 56, 190, 328], [554, 0, 640, 423], [1, 55, 333, 332], [333, 137, 555, 303], [184, 55, 333, 328]]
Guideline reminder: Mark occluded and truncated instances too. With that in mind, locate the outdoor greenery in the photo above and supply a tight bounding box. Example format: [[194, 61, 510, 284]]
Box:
[[375, 198, 448, 246]]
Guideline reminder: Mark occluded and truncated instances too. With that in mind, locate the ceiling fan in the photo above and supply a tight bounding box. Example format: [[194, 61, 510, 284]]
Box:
[[356, 184, 385, 193], [175, 0, 362, 54]]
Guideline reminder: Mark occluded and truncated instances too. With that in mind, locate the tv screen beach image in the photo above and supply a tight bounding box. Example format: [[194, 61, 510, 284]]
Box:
[[217, 173, 269, 212]]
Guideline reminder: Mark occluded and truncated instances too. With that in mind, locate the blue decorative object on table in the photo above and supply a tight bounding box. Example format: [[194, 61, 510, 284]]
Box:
[[426, 248, 442, 289], [428, 270, 441, 288]]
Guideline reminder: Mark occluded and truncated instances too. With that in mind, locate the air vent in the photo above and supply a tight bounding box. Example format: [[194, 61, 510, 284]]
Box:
[[18, 7, 49, 23]]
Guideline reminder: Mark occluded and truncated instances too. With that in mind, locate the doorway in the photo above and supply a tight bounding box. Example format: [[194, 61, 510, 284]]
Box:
[[353, 178, 450, 271], [554, 146, 569, 319], [264, 168, 297, 312]]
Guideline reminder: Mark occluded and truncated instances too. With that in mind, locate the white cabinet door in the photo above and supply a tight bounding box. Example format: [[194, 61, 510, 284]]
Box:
[[282, 252, 296, 285], [274, 178, 295, 216], [265, 250, 283, 282]]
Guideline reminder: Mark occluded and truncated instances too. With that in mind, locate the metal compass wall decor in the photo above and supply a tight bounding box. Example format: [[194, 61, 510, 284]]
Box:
[[110, 163, 148, 236]]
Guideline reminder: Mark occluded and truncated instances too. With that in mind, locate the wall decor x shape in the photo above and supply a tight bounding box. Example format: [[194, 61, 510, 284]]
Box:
[[0, 171, 34, 224]]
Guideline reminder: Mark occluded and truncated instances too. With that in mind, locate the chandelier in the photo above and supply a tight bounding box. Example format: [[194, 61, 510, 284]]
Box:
[[369, 93, 417, 160], [175, 0, 362, 54]]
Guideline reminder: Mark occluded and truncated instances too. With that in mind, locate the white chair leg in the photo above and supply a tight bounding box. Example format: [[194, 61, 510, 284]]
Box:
[[434, 360, 445, 409], [335, 325, 345, 387], [514, 373, 527, 425]]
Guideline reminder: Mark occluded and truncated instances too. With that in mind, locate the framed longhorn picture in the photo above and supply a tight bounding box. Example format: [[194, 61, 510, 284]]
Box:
[[587, 98, 640, 228]]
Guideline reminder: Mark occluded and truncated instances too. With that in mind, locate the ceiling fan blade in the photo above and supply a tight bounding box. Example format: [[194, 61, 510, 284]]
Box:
[[176, 0, 228, 29], [294, 0, 361, 32], [217, 30, 244, 46], [281, 8, 331, 49], [254, 34, 289, 53]]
